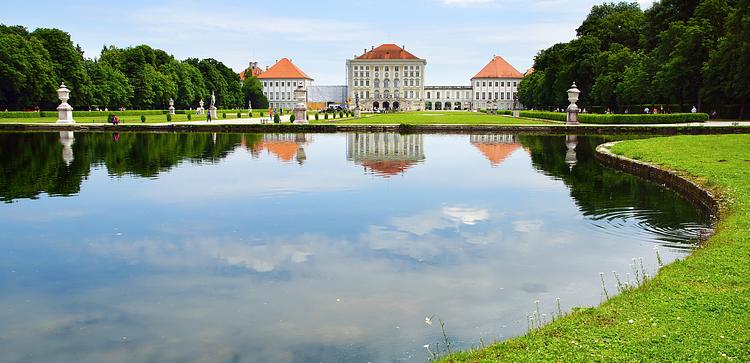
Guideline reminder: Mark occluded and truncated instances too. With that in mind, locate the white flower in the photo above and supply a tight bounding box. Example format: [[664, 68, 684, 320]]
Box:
[[423, 344, 429, 349], [425, 317, 433, 326], [628, 319, 634, 324]]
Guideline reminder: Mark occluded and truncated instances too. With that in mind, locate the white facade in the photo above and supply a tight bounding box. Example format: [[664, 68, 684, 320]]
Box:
[[346, 45, 427, 112], [261, 79, 313, 110], [424, 86, 473, 110], [471, 78, 521, 111]]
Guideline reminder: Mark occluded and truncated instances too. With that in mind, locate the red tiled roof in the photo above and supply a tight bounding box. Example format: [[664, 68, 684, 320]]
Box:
[[361, 160, 418, 177], [472, 56, 524, 79], [257, 58, 312, 80], [471, 143, 521, 166], [252, 141, 299, 162], [356, 44, 420, 60], [239, 66, 264, 81]]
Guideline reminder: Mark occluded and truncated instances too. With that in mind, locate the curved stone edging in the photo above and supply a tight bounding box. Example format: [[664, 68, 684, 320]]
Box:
[[595, 141, 720, 220]]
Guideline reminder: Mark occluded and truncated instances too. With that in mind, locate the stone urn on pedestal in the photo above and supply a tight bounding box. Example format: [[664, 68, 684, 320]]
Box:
[[168, 98, 175, 115], [56, 83, 75, 124], [248, 100, 253, 115], [197, 99, 205, 115], [566, 82, 581, 126], [354, 93, 361, 119], [293, 86, 308, 124]]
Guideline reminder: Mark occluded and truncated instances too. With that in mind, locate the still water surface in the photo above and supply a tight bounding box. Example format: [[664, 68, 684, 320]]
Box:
[[0, 132, 709, 363]]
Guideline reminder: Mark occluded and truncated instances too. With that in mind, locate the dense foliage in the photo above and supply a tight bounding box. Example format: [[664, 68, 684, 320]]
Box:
[[519, 111, 709, 124], [0, 25, 266, 111], [519, 0, 750, 119]]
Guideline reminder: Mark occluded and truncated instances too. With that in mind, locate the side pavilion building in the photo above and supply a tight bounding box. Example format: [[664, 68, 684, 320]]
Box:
[[258, 58, 313, 110], [471, 55, 524, 111]]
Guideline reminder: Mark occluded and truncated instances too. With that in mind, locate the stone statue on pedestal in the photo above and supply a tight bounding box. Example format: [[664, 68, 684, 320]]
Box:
[[209, 91, 218, 119]]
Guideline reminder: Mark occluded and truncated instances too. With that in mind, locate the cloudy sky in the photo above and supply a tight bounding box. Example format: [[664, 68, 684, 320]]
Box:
[[2, 0, 655, 85]]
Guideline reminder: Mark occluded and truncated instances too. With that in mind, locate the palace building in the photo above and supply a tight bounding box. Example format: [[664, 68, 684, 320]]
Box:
[[346, 44, 427, 112], [471, 56, 524, 111], [347, 133, 425, 177], [258, 58, 313, 110]]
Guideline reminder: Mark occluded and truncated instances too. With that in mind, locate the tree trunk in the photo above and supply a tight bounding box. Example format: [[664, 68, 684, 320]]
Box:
[[740, 96, 748, 120]]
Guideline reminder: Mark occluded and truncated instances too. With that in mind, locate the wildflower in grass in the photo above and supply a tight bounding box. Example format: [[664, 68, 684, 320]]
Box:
[[425, 317, 433, 326], [654, 246, 664, 268], [600, 272, 609, 300]]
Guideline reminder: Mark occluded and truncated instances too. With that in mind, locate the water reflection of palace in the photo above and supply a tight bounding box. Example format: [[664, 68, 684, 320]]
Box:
[[469, 134, 522, 167], [244, 134, 311, 165], [347, 133, 425, 177]]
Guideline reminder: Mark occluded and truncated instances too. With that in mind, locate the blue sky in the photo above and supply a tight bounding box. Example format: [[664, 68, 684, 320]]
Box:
[[2, 0, 654, 85]]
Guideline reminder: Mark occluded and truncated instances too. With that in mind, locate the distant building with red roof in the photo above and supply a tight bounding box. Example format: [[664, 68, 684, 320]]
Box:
[[346, 44, 427, 112], [239, 61, 264, 81], [471, 56, 524, 111], [257, 58, 314, 110]]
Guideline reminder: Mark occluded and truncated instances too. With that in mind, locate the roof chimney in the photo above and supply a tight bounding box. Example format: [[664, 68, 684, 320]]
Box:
[[402, 45, 405, 50], [364, 48, 367, 54], [371, 45, 374, 50]]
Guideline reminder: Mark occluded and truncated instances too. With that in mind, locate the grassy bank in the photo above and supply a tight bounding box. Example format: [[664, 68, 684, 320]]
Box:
[[0, 113, 268, 124], [313, 111, 550, 125], [441, 135, 750, 362]]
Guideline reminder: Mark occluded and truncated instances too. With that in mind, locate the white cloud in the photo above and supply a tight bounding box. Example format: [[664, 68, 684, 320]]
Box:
[[440, 0, 495, 6]]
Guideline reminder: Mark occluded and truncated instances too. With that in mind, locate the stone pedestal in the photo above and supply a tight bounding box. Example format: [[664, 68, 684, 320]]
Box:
[[56, 83, 75, 124], [168, 98, 175, 115], [513, 110, 520, 118], [566, 82, 581, 126], [59, 131, 75, 165], [354, 107, 361, 119], [209, 106, 218, 119], [293, 86, 308, 124]]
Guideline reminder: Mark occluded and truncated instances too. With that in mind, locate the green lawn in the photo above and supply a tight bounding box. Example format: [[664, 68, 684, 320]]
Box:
[[0, 113, 265, 124], [311, 111, 552, 125], [441, 135, 750, 362]]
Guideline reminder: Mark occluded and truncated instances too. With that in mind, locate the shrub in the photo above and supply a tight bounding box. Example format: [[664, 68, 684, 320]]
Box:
[[166, 114, 172, 122], [260, 112, 264, 117], [237, 112, 241, 119], [324, 113, 329, 120], [290, 114, 296, 123], [339, 111, 344, 118], [222, 112, 227, 119], [248, 112, 253, 118], [273, 113, 281, 123], [187, 113, 191, 120], [315, 113, 319, 120], [141, 115, 146, 123]]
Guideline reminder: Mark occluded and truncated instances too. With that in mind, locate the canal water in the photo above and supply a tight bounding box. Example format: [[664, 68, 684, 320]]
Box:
[[0, 132, 709, 363]]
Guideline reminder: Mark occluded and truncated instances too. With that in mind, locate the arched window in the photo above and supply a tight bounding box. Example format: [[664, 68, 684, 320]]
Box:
[[384, 79, 390, 88], [374, 90, 380, 99], [374, 79, 380, 88], [394, 79, 401, 88]]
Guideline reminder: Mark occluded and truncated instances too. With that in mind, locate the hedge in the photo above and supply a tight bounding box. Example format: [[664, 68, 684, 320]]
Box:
[[520, 111, 708, 124]]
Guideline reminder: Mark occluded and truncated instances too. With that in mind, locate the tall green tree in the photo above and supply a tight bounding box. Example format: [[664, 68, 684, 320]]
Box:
[[31, 28, 92, 108], [0, 25, 57, 109], [241, 72, 269, 110]]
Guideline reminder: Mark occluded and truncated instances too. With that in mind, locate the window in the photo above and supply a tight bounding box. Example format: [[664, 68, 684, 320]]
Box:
[[416, 91, 420, 98], [437, 92, 441, 98], [507, 92, 511, 99], [514, 82, 517, 87], [482, 81, 486, 87], [482, 92, 486, 100], [384, 79, 390, 88], [427, 92, 431, 99], [366, 91, 370, 98], [263, 82, 267, 87], [366, 72, 370, 77], [354, 80, 359, 87], [275, 92, 279, 99], [476, 81, 479, 87], [385, 66, 389, 71], [475, 92, 479, 100], [366, 66, 370, 70], [410, 71, 414, 77], [374, 79, 380, 88], [366, 80, 370, 86], [395, 66, 400, 72], [500, 93, 504, 100], [375, 66, 379, 72], [495, 92, 499, 99], [416, 79, 420, 86], [501, 81, 505, 87], [394, 79, 401, 88], [495, 81, 499, 87], [416, 71, 420, 77], [275, 81, 279, 87], [354, 66, 359, 70]]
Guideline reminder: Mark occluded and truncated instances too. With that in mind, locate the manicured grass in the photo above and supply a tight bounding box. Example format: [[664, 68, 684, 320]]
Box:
[[441, 135, 750, 362], [312, 111, 552, 125], [0, 113, 260, 124]]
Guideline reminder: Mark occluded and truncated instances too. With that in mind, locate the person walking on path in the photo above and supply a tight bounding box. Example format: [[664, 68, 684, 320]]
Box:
[[207, 111, 212, 122]]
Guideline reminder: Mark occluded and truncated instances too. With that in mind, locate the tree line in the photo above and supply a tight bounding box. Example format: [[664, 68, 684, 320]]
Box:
[[0, 25, 268, 111], [518, 0, 750, 118]]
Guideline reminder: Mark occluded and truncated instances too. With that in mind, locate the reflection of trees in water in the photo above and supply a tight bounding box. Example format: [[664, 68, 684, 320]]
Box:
[[518, 135, 708, 232], [0, 132, 258, 202]]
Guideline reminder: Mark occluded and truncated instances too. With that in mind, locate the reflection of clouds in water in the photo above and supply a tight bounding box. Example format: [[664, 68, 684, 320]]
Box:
[[442, 206, 489, 225], [87, 236, 315, 273], [513, 220, 543, 233]]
